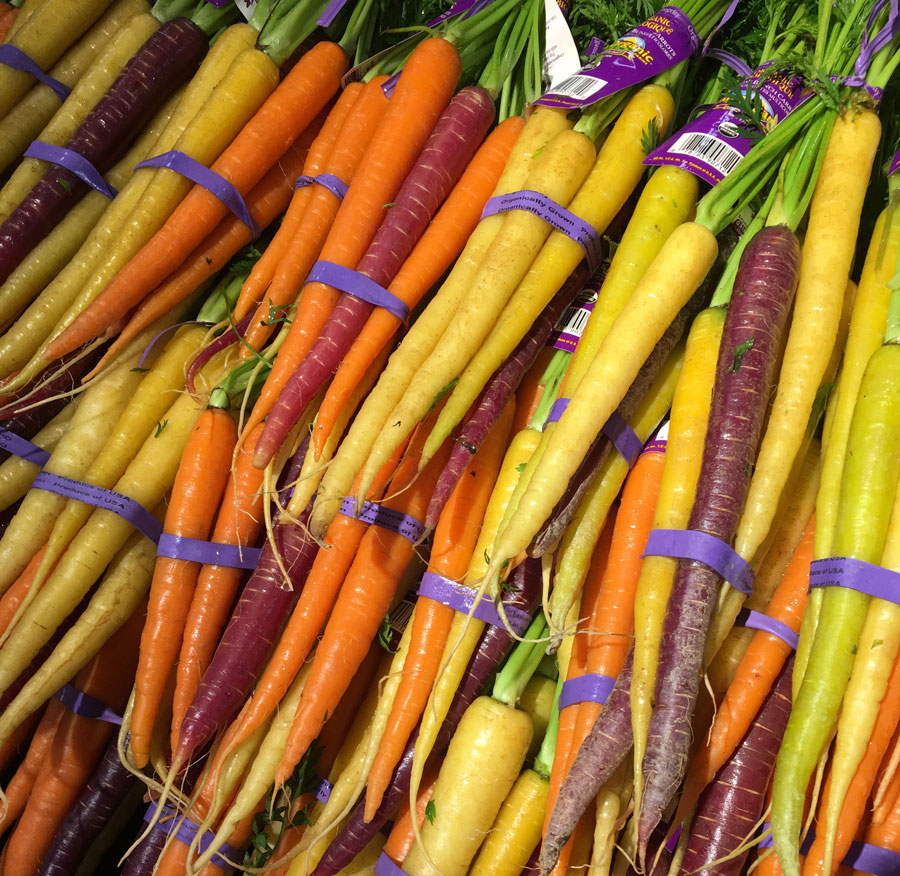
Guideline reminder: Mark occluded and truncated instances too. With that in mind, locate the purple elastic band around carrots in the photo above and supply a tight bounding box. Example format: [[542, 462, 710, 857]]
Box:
[[0, 426, 51, 466], [135, 150, 259, 238], [0, 45, 71, 102], [24, 141, 117, 199], [418, 571, 533, 635], [375, 852, 409, 876], [307, 261, 409, 323], [339, 496, 425, 544], [294, 172, 348, 201], [480, 190, 602, 274], [144, 802, 241, 870], [809, 556, 900, 603], [544, 399, 643, 467], [641, 528, 754, 596], [157, 534, 261, 570], [558, 673, 616, 709], [737, 608, 799, 650], [54, 683, 122, 725]]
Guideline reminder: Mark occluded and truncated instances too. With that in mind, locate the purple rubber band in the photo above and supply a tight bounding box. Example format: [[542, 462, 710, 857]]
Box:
[[314, 775, 333, 804], [558, 673, 616, 709], [702, 0, 740, 51], [705, 48, 753, 77], [665, 824, 683, 852], [375, 852, 409, 876], [137, 319, 214, 369], [418, 571, 532, 635], [757, 824, 900, 875], [157, 534, 261, 569], [641, 528, 754, 596], [738, 608, 799, 650], [317, 0, 349, 25], [0, 426, 51, 466], [144, 802, 240, 869], [31, 471, 162, 543], [54, 683, 122, 725], [338, 496, 425, 544], [642, 438, 667, 455], [294, 172, 348, 201], [545, 396, 569, 425], [135, 150, 259, 238], [481, 190, 602, 274], [24, 141, 117, 199], [809, 556, 900, 603], [0, 45, 71, 102], [856, 0, 900, 80], [307, 261, 409, 323], [603, 411, 643, 468]]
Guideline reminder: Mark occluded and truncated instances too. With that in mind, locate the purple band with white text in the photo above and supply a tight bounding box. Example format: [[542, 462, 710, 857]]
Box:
[[0, 426, 51, 466], [0, 45, 71, 102], [54, 684, 122, 725], [737, 608, 799, 650], [135, 150, 259, 237], [294, 172, 348, 200], [641, 528, 754, 595], [144, 803, 240, 870], [559, 673, 616, 709], [809, 556, 900, 603], [157, 534, 261, 569], [308, 261, 409, 323], [339, 496, 425, 543], [315, 776, 333, 804], [419, 571, 532, 635], [25, 141, 117, 199]]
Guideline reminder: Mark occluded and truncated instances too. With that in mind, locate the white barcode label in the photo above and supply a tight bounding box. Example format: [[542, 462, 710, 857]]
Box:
[[549, 73, 607, 100], [669, 132, 743, 177]]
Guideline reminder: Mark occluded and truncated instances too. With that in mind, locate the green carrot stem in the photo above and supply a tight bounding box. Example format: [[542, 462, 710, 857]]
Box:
[[534, 670, 563, 779], [492, 614, 551, 707]]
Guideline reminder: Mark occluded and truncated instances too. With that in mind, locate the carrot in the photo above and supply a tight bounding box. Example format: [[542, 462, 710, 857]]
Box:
[[41, 40, 347, 362], [0, 546, 44, 639], [129, 398, 238, 769], [381, 761, 441, 864], [0, 4, 17, 41], [311, 115, 525, 462], [364, 397, 515, 820]]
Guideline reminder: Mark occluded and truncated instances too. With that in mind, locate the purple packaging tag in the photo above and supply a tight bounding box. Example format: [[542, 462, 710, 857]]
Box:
[[157, 534, 261, 570], [144, 802, 240, 869], [603, 411, 643, 467], [737, 607, 799, 650], [54, 683, 122, 725], [32, 471, 162, 543], [0, 45, 71, 102], [375, 852, 409, 876], [641, 528, 754, 595], [135, 150, 259, 238], [536, 7, 700, 109], [338, 496, 425, 544], [645, 63, 814, 184], [545, 396, 570, 426], [314, 775, 333, 804], [24, 141, 118, 199], [307, 261, 409, 323], [642, 438, 667, 455], [550, 283, 599, 352], [809, 556, 900, 603], [418, 571, 533, 635], [558, 673, 616, 709], [0, 426, 51, 466], [665, 824, 683, 852], [890, 146, 900, 177], [586, 37, 605, 58], [294, 172, 348, 200], [481, 191, 601, 274], [317, 0, 349, 26]]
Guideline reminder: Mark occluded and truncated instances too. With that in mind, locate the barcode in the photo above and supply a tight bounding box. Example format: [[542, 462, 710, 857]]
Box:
[[557, 305, 591, 337], [669, 132, 743, 176], [389, 598, 415, 633], [548, 73, 607, 100]]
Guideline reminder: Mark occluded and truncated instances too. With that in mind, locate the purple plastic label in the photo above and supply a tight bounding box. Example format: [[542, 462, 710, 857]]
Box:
[[144, 803, 240, 869], [536, 7, 699, 109], [603, 411, 643, 467], [418, 571, 533, 634], [642, 438, 667, 455], [375, 852, 408, 876], [32, 471, 162, 543], [545, 397, 570, 425], [157, 534, 261, 570], [641, 528, 754, 595], [294, 172, 348, 200], [54, 683, 122, 725], [737, 608, 799, 650], [481, 191, 601, 274], [550, 283, 599, 352], [809, 556, 900, 602], [558, 673, 616, 709], [0, 45, 71, 102], [338, 497, 425, 544], [890, 147, 900, 177], [307, 261, 409, 323], [0, 426, 51, 466], [646, 63, 814, 184], [586, 37, 605, 57], [135, 150, 259, 238], [25, 141, 118, 199]]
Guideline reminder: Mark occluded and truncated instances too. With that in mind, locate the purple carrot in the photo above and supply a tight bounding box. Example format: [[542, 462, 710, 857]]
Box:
[[540, 648, 635, 875], [172, 511, 318, 773], [677, 656, 794, 876], [254, 86, 496, 467], [311, 557, 543, 876], [424, 262, 590, 533], [637, 225, 800, 865], [0, 19, 207, 283]]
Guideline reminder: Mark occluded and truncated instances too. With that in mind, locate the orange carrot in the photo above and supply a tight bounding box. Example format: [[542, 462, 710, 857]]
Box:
[[274, 409, 455, 784], [382, 760, 442, 864], [310, 114, 524, 459], [42, 40, 348, 362], [0, 5, 17, 41], [169, 421, 267, 751], [858, 757, 900, 876], [0, 545, 45, 638], [0, 709, 40, 776], [250, 38, 462, 468], [364, 396, 515, 820]]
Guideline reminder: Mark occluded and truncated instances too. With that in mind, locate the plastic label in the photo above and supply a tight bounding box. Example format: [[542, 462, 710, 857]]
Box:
[[549, 282, 599, 352], [543, 0, 581, 87]]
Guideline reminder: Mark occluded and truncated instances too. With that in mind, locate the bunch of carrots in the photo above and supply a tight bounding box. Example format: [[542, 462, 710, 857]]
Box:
[[2, 0, 900, 873]]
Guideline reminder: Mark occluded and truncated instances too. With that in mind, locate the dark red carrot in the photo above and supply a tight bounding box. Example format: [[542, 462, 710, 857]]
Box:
[[678, 655, 794, 876], [311, 557, 543, 876], [184, 312, 254, 401], [425, 262, 590, 534], [255, 86, 495, 463], [638, 225, 801, 864], [0, 18, 207, 283]]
